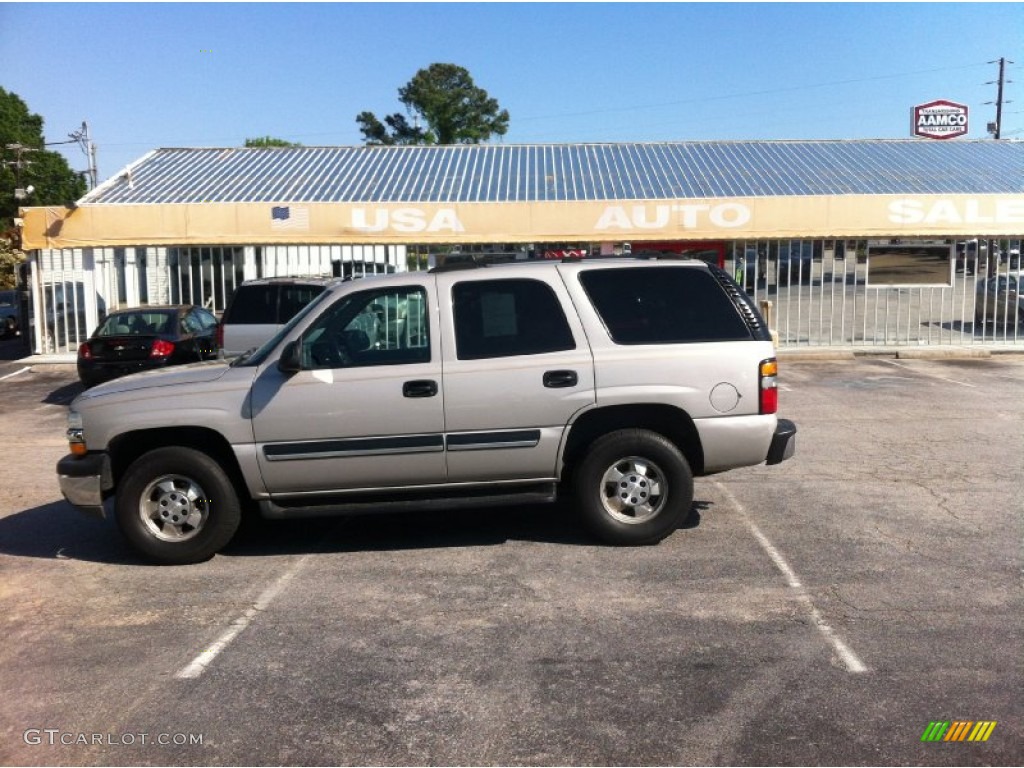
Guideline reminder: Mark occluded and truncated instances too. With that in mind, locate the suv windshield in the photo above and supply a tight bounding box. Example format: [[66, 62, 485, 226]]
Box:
[[234, 288, 334, 367]]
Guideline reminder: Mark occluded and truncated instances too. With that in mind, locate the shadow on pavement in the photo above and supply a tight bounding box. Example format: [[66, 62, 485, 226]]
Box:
[[225, 498, 706, 558], [0, 500, 143, 564], [42, 379, 85, 405], [0, 497, 708, 564]]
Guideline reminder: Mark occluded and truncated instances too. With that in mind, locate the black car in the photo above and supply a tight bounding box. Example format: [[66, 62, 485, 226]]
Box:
[[77, 305, 219, 387], [0, 290, 19, 338]]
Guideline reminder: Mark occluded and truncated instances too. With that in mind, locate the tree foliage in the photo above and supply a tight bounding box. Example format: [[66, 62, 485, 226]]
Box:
[[357, 63, 510, 146], [0, 87, 87, 287], [244, 136, 302, 148], [0, 229, 22, 290], [0, 87, 87, 228]]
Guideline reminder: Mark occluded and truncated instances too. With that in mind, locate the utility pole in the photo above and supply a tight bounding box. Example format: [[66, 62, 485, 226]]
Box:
[[45, 121, 99, 189], [3, 143, 39, 200], [985, 57, 1014, 139], [71, 121, 99, 189]]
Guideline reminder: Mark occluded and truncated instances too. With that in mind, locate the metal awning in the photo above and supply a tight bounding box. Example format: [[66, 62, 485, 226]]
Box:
[[21, 140, 1024, 248]]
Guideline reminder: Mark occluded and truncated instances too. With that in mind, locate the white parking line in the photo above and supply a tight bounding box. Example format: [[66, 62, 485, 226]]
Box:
[[0, 366, 31, 381], [714, 480, 868, 674], [878, 359, 976, 388], [175, 554, 311, 679]]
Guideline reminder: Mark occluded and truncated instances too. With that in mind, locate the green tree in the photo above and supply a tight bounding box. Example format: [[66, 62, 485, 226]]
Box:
[[357, 63, 510, 146], [0, 87, 87, 224], [244, 136, 302, 148], [0, 87, 87, 287], [0, 229, 22, 289]]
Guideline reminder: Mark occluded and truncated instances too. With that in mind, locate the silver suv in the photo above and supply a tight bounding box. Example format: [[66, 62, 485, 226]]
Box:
[[57, 258, 796, 564]]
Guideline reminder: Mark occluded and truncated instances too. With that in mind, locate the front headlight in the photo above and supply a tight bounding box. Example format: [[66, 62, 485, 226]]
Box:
[[67, 410, 86, 455]]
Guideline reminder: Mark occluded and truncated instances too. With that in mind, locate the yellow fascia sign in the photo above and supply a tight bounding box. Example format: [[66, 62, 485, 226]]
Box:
[[20, 194, 1024, 250]]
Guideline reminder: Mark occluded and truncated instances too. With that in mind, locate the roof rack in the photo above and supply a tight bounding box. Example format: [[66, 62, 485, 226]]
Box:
[[428, 252, 707, 270], [428, 255, 490, 273], [559, 251, 700, 263], [631, 249, 697, 261]]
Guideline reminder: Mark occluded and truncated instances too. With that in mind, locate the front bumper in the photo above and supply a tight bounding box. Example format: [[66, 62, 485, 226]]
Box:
[[766, 418, 797, 465], [56, 452, 113, 519]]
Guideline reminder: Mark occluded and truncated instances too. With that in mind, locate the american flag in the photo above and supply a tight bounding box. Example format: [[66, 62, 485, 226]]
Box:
[[270, 206, 309, 231]]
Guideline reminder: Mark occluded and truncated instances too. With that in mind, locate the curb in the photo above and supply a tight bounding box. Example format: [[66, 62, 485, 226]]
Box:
[[894, 348, 991, 360], [777, 349, 856, 361]]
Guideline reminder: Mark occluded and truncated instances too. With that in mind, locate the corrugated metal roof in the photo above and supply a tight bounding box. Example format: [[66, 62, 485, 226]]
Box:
[[82, 140, 1024, 205]]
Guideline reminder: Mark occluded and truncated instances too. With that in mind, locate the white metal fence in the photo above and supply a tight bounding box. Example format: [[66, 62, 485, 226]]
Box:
[[30, 244, 407, 353], [726, 238, 1023, 347], [28, 239, 1024, 354]]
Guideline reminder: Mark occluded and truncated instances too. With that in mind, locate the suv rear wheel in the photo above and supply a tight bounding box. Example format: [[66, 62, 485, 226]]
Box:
[[574, 429, 693, 545], [115, 447, 241, 564]]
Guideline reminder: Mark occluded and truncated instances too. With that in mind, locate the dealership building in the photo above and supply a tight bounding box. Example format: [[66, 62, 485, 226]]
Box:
[[19, 139, 1024, 354]]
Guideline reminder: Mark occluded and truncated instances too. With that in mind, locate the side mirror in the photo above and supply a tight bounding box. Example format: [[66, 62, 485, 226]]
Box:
[[277, 340, 302, 373]]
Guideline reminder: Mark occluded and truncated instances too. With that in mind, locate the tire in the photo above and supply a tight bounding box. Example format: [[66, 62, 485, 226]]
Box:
[[574, 429, 694, 546], [115, 446, 242, 564]]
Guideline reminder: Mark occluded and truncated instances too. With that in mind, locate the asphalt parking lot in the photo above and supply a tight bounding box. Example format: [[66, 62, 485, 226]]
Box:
[[0, 344, 1020, 766]]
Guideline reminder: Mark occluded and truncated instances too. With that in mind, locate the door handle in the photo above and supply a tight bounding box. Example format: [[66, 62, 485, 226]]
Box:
[[403, 379, 438, 398], [543, 370, 578, 388]]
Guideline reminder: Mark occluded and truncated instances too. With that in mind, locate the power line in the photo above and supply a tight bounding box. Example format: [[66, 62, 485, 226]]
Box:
[[84, 61, 995, 152], [514, 61, 992, 123]]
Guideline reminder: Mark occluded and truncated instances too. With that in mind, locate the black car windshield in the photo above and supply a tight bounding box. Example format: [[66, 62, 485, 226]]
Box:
[[96, 311, 176, 336], [234, 288, 334, 367]]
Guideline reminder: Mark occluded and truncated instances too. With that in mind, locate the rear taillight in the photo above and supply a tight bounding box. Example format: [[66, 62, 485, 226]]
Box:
[[150, 339, 175, 358], [759, 358, 778, 415], [77, 342, 92, 360]]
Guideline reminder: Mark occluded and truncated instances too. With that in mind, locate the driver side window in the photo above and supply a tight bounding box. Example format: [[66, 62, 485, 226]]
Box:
[[300, 286, 430, 370]]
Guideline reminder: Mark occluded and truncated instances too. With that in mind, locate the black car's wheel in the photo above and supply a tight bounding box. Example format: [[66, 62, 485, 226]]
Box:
[[574, 429, 693, 546], [115, 447, 241, 564]]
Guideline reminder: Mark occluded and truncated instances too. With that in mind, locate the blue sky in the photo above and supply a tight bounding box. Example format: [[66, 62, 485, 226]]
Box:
[[1, 2, 1021, 184]]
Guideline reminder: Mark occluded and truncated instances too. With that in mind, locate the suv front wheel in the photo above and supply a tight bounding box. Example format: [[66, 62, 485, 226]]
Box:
[[115, 447, 242, 564], [574, 429, 694, 545]]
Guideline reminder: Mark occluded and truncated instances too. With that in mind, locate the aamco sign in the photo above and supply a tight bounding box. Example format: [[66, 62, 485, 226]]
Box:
[[912, 99, 969, 140]]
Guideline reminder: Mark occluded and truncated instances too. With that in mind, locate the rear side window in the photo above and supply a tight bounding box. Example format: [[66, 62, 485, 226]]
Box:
[[181, 311, 204, 334], [194, 307, 219, 330], [279, 285, 326, 323], [580, 267, 753, 344], [453, 278, 575, 360], [224, 285, 276, 325], [225, 284, 325, 325]]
